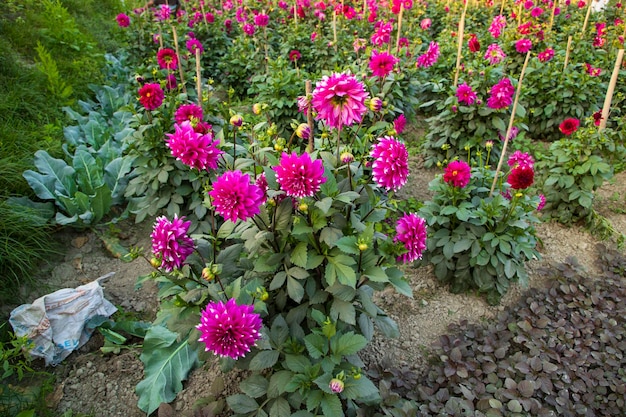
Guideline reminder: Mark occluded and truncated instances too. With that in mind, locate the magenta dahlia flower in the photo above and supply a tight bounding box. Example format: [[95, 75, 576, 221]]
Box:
[[174, 103, 203, 125], [537, 194, 546, 211], [507, 150, 534, 169], [166, 121, 223, 171], [487, 78, 515, 110], [369, 50, 398, 78], [395, 213, 427, 263], [393, 114, 407, 134], [416, 41, 440, 68], [138, 83, 164, 111], [515, 38, 532, 53], [151, 214, 194, 272], [209, 170, 264, 222], [116, 13, 130, 27], [456, 83, 477, 105], [538, 47, 555, 62], [311, 72, 369, 129], [370, 136, 409, 191], [443, 160, 471, 188], [274, 152, 327, 198], [254, 13, 270, 26], [242, 23, 255, 36], [488, 15, 506, 38], [186, 38, 204, 54], [484, 43, 506, 65], [197, 298, 262, 359], [157, 48, 178, 70]]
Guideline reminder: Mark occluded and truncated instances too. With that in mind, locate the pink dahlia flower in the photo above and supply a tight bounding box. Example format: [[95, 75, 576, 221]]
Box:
[[515, 38, 532, 53], [311, 72, 369, 129], [456, 83, 477, 105], [186, 38, 204, 54], [416, 41, 440, 68], [484, 43, 506, 65], [274, 152, 327, 198], [537, 194, 546, 211], [395, 213, 427, 263], [243, 23, 255, 36], [369, 50, 398, 78], [175, 103, 203, 125], [209, 170, 264, 222], [393, 114, 406, 134], [116, 13, 130, 27], [165, 74, 177, 91], [507, 150, 534, 168], [370, 136, 409, 191], [538, 47, 555, 62], [443, 160, 471, 188], [254, 13, 270, 26], [138, 83, 164, 111], [488, 15, 506, 38], [157, 48, 178, 70], [487, 78, 515, 110], [151, 214, 194, 272], [166, 121, 223, 171], [197, 298, 262, 359]]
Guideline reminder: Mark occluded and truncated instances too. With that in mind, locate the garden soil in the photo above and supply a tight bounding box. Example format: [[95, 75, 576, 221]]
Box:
[[6, 165, 626, 417]]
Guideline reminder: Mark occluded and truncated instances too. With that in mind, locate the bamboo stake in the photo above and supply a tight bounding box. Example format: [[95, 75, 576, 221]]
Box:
[[581, 0, 593, 36], [195, 48, 202, 106], [490, 51, 532, 197], [598, 49, 624, 131], [547, 0, 558, 34], [517, 3, 522, 25], [333, 8, 338, 52], [453, 0, 469, 87], [563, 35, 572, 70], [171, 26, 187, 94], [499, 0, 506, 16], [294, 0, 298, 27], [395, 3, 404, 55], [306, 80, 314, 153]]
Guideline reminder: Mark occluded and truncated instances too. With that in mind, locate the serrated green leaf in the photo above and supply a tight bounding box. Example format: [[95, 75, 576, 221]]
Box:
[[342, 375, 380, 401], [136, 325, 200, 415], [290, 242, 308, 268], [304, 334, 327, 359], [267, 370, 294, 398], [287, 277, 305, 302], [363, 266, 388, 282], [320, 393, 344, 417], [335, 236, 359, 255], [315, 197, 333, 214], [249, 350, 280, 371], [334, 332, 367, 356], [330, 299, 356, 325], [269, 397, 291, 417], [227, 394, 259, 414], [240, 374, 269, 398], [388, 274, 413, 297]]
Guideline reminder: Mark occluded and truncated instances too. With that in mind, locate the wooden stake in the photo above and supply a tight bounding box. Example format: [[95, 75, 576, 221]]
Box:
[[453, 0, 469, 87], [332, 8, 338, 52], [581, 0, 593, 36], [563, 35, 572, 70], [306, 80, 314, 153], [195, 48, 202, 106], [547, 0, 558, 34], [171, 26, 187, 94], [499, 0, 506, 16], [395, 3, 404, 55], [294, 0, 298, 27], [490, 51, 532, 197], [598, 49, 624, 131]]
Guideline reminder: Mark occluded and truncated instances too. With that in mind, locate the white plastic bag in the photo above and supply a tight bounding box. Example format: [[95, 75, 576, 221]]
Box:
[[9, 273, 118, 366]]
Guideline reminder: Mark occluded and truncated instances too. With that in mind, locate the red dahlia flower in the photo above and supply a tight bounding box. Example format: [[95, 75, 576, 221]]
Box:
[[559, 118, 580, 135], [443, 160, 471, 188], [507, 165, 534, 189], [138, 83, 164, 111]]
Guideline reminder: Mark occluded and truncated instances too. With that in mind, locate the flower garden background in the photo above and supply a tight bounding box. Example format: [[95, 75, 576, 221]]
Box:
[[1, 0, 625, 415]]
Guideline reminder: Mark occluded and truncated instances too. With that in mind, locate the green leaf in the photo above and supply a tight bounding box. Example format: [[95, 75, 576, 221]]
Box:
[[320, 393, 344, 417], [285, 354, 313, 373], [249, 350, 280, 371], [335, 236, 359, 255], [267, 370, 294, 398], [290, 242, 308, 268], [136, 325, 200, 415], [227, 394, 259, 414], [331, 299, 356, 325], [315, 197, 333, 214], [321, 227, 343, 247], [287, 277, 305, 302], [453, 239, 472, 253], [304, 334, 327, 359], [333, 332, 367, 356], [240, 374, 269, 398], [270, 397, 291, 417], [342, 375, 380, 401], [389, 274, 413, 297], [363, 266, 389, 282]]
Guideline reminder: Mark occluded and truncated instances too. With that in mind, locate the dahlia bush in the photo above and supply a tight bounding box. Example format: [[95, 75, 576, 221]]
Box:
[[418, 152, 542, 305]]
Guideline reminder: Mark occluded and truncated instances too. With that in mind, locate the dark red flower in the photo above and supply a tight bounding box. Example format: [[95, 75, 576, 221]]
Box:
[[559, 118, 580, 135], [289, 49, 301, 62], [507, 165, 534, 190], [468, 34, 480, 52], [592, 111, 603, 126], [138, 83, 164, 111]]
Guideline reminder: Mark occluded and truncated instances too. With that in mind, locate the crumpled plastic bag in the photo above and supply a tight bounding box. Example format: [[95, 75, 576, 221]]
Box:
[[9, 273, 118, 366]]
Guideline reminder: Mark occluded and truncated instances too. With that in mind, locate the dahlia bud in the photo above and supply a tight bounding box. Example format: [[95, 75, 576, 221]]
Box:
[[340, 151, 354, 164], [368, 97, 383, 112], [295, 123, 311, 140], [274, 143, 284, 151], [486, 140, 494, 149], [229, 114, 243, 127], [202, 267, 214, 281], [358, 242, 368, 251], [329, 378, 344, 393], [150, 257, 161, 268], [451, 105, 458, 113], [298, 202, 308, 212], [252, 103, 262, 115]]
